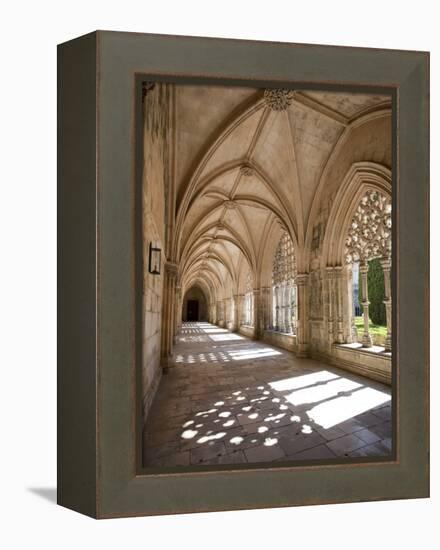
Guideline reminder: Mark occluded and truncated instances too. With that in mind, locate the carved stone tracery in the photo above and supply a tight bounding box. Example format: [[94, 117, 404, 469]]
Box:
[[344, 189, 392, 350], [272, 231, 297, 334], [345, 189, 392, 264]]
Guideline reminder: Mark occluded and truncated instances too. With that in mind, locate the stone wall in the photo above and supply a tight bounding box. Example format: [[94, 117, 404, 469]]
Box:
[[141, 83, 170, 423], [262, 330, 297, 354]]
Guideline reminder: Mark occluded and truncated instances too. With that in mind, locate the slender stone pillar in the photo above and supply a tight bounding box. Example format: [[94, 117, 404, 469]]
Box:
[[291, 284, 297, 335], [334, 266, 344, 344], [296, 273, 309, 357], [346, 264, 358, 343], [380, 257, 392, 351], [325, 267, 335, 347], [260, 286, 270, 332], [232, 294, 239, 331], [359, 261, 373, 347], [252, 288, 260, 338], [285, 284, 293, 333], [161, 261, 178, 364], [175, 285, 182, 341], [274, 285, 280, 331], [216, 300, 222, 326]]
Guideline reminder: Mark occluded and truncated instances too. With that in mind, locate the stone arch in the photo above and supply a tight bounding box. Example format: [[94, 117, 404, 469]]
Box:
[[321, 162, 391, 268], [182, 285, 209, 322]]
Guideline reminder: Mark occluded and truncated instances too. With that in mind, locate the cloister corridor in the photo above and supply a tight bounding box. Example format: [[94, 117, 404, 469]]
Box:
[[142, 322, 392, 467]]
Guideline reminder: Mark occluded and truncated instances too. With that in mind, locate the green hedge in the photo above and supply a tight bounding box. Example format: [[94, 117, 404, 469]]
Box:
[[358, 258, 386, 326]]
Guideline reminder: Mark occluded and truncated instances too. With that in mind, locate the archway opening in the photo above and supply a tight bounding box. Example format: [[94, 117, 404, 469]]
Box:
[[182, 285, 208, 322]]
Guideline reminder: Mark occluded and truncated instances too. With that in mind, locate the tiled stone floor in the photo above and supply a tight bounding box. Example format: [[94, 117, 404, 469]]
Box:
[[143, 322, 392, 467]]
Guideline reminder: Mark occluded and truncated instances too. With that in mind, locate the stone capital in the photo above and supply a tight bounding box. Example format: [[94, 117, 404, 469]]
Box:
[[296, 273, 309, 286], [359, 262, 369, 274], [165, 262, 178, 277], [380, 257, 392, 271]]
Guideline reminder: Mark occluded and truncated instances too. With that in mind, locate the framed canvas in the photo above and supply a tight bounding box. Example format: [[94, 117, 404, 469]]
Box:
[[57, 31, 429, 518]]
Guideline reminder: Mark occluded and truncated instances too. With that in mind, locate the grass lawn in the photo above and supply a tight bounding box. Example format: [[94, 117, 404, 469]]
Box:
[[354, 316, 387, 339]]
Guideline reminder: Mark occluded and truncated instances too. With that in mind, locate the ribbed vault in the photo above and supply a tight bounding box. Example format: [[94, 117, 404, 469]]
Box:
[[174, 86, 391, 309]]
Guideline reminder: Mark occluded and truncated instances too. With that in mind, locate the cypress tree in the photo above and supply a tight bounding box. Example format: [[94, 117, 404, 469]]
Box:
[[357, 259, 386, 326], [368, 259, 386, 325]]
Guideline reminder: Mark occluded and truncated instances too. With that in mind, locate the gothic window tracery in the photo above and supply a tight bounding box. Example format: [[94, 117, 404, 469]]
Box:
[[344, 189, 392, 350], [345, 189, 391, 264], [272, 231, 297, 334]]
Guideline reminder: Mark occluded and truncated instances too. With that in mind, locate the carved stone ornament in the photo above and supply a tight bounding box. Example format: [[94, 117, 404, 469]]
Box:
[[345, 189, 392, 264], [264, 88, 294, 111], [223, 200, 236, 209], [239, 164, 254, 177]]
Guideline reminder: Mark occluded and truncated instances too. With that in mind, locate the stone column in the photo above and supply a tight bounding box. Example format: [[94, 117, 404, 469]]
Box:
[[174, 285, 182, 341], [252, 288, 260, 338], [296, 273, 309, 357], [325, 267, 335, 347], [161, 261, 178, 364], [359, 261, 373, 347], [285, 284, 293, 334], [261, 286, 270, 332], [334, 266, 344, 344], [216, 300, 222, 326], [291, 284, 297, 335], [274, 285, 280, 331], [346, 264, 358, 343], [229, 296, 234, 329], [380, 257, 392, 351], [232, 294, 239, 331]]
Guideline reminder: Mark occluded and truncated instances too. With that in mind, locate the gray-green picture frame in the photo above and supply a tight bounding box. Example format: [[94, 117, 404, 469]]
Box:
[[57, 30, 429, 519]]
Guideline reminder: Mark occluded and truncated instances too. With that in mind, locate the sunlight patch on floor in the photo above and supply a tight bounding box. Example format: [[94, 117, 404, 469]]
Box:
[[306, 386, 391, 429]]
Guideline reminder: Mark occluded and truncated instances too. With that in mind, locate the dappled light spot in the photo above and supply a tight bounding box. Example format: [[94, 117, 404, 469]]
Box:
[[214, 401, 224, 406], [197, 432, 227, 444], [248, 413, 259, 420], [223, 419, 236, 427], [181, 429, 198, 439], [291, 415, 301, 422], [219, 411, 231, 418], [242, 406, 252, 412], [229, 436, 244, 446], [264, 413, 286, 422], [182, 420, 194, 428], [258, 426, 269, 433], [264, 437, 278, 447], [196, 408, 217, 417], [302, 424, 313, 434]]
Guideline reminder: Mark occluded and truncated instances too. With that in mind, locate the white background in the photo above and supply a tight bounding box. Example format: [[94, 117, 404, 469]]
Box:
[[0, 0, 437, 547]]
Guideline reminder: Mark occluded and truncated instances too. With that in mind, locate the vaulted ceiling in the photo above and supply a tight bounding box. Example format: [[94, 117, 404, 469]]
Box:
[[173, 85, 391, 300]]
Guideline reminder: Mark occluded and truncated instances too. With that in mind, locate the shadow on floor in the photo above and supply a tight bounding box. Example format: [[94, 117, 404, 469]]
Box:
[[28, 487, 57, 504]]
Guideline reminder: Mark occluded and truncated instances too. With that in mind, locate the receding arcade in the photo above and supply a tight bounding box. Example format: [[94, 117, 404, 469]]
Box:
[[140, 83, 393, 463]]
